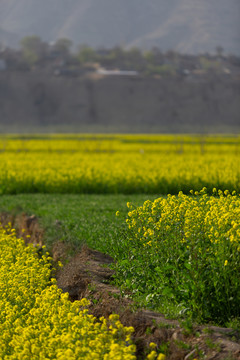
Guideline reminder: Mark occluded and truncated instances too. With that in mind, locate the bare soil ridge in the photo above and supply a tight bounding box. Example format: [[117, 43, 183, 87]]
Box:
[[1, 211, 240, 359]]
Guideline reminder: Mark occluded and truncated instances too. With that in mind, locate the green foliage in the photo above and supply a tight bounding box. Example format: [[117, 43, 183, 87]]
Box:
[[112, 190, 240, 325], [54, 38, 72, 56], [146, 64, 176, 76], [20, 35, 45, 65], [199, 57, 221, 72], [77, 46, 98, 63], [0, 193, 156, 251]]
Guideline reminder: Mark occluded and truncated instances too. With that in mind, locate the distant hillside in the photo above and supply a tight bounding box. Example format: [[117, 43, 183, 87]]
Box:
[[0, 0, 239, 54]]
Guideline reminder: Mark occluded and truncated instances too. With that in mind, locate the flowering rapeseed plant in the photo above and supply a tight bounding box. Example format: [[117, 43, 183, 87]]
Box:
[[116, 189, 240, 324], [0, 224, 136, 359]]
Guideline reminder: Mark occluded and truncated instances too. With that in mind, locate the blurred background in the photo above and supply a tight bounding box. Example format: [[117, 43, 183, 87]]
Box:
[[0, 0, 239, 133]]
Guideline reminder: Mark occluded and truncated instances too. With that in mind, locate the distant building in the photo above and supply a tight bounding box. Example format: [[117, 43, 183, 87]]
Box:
[[96, 68, 138, 76]]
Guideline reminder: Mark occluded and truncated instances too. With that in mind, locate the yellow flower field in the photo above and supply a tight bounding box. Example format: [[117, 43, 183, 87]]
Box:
[[0, 134, 239, 194], [0, 134, 240, 357]]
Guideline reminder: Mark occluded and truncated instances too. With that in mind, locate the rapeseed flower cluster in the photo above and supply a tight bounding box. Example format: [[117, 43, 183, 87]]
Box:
[[0, 225, 136, 359], [123, 189, 240, 323]]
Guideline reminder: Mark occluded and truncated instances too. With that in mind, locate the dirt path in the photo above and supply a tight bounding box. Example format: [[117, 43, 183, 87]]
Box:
[[1, 212, 240, 359]]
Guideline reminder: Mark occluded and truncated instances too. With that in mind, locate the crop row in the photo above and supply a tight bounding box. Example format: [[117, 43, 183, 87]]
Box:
[[1, 134, 239, 153], [0, 226, 137, 360], [113, 189, 240, 325]]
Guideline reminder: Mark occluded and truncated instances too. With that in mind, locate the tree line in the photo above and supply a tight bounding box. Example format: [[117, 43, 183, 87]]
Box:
[[1, 35, 240, 77]]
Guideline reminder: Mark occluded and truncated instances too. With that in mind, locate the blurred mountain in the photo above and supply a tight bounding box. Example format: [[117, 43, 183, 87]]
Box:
[[0, 0, 239, 54], [0, 27, 20, 49]]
